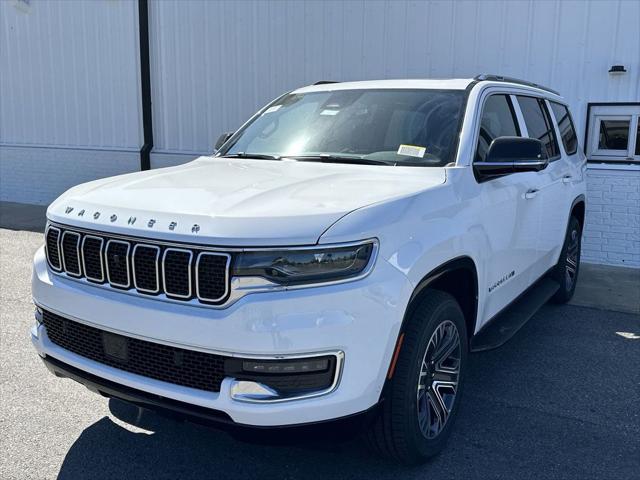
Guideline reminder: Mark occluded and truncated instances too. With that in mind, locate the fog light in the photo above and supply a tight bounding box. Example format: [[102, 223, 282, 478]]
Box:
[[242, 358, 329, 374]]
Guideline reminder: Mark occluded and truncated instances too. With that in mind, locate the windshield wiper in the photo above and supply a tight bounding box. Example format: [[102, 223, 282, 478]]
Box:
[[221, 153, 281, 160], [284, 154, 393, 166]]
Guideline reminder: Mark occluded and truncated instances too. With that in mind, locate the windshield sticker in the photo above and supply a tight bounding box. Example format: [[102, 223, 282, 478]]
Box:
[[263, 105, 282, 114], [320, 109, 340, 116], [397, 144, 426, 158]]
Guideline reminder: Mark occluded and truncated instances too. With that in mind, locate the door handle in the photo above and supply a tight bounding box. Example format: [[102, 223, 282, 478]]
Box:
[[524, 189, 538, 200], [562, 175, 572, 184]]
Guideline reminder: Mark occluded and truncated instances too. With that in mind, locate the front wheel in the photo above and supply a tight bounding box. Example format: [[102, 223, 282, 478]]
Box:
[[550, 216, 582, 303], [366, 289, 467, 464]]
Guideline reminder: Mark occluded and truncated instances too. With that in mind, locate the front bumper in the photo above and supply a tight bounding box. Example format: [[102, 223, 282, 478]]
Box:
[[32, 245, 413, 426]]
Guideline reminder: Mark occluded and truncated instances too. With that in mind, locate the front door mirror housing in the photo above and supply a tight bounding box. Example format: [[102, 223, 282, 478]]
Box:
[[475, 136, 548, 178], [214, 132, 234, 152]]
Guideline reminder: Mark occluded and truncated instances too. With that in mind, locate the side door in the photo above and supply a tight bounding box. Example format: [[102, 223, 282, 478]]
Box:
[[513, 95, 571, 279], [473, 93, 543, 321]]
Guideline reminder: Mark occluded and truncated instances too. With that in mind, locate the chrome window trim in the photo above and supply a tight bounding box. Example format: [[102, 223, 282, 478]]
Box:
[[60, 231, 82, 277], [132, 244, 161, 294], [81, 235, 105, 283], [45, 225, 62, 271], [195, 252, 232, 303], [162, 248, 193, 299], [105, 239, 131, 289]]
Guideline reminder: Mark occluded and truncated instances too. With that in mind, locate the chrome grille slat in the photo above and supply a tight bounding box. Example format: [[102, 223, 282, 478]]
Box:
[[196, 252, 231, 302], [81, 235, 104, 283], [105, 239, 131, 289], [132, 244, 160, 294], [44, 225, 230, 306], [162, 248, 193, 299], [61, 231, 82, 277], [45, 226, 62, 271]]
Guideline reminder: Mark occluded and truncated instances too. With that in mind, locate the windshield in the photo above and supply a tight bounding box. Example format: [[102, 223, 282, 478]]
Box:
[[218, 89, 466, 166]]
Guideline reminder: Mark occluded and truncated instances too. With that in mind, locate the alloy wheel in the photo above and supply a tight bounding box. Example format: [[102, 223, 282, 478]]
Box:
[[565, 228, 580, 290], [416, 320, 461, 439]]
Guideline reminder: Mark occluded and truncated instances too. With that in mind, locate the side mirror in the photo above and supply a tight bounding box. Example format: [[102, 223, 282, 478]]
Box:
[[214, 132, 234, 151], [475, 136, 548, 178]]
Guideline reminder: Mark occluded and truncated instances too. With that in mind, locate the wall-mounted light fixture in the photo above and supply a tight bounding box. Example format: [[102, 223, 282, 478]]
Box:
[[608, 65, 627, 75]]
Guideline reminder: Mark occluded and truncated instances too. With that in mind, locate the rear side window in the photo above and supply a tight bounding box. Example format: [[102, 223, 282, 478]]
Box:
[[549, 102, 578, 155], [516, 96, 560, 159], [475, 94, 520, 162]]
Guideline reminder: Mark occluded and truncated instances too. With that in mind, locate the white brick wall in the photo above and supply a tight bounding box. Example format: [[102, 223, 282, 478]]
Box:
[[0, 146, 139, 205], [582, 166, 640, 268]]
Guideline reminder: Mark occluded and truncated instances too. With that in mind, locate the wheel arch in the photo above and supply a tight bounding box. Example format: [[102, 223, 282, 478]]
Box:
[[383, 256, 479, 394], [570, 195, 586, 229]]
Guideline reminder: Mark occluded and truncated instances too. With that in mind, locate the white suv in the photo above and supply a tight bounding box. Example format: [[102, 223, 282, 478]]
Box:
[[31, 75, 586, 464]]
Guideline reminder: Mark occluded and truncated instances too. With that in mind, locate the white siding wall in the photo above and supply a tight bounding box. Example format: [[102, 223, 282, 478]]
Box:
[[583, 167, 640, 267], [0, 0, 142, 203], [148, 0, 640, 166]]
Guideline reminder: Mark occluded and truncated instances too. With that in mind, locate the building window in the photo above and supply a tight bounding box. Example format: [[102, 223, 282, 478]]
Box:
[[586, 104, 640, 163]]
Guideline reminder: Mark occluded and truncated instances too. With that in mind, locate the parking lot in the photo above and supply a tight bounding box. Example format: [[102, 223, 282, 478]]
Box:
[[1, 215, 639, 480]]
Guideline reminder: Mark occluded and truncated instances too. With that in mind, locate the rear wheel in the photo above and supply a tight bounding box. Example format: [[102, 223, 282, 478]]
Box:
[[366, 289, 467, 464], [550, 216, 581, 303]]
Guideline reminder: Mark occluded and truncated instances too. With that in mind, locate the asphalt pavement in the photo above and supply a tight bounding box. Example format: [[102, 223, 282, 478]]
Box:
[[1, 226, 639, 480]]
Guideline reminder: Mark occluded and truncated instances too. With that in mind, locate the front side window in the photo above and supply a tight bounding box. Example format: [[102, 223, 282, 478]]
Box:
[[549, 101, 578, 155], [218, 89, 466, 167], [516, 96, 560, 159], [474, 94, 519, 162]]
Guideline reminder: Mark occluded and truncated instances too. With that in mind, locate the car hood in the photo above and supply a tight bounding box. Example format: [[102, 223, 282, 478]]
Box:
[[48, 157, 446, 246]]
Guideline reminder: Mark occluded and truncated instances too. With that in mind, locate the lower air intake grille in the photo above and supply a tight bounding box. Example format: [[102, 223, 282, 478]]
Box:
[[42, 310, 225, 392]]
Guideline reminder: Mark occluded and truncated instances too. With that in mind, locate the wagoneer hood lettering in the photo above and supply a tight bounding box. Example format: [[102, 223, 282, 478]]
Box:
[[48, 157, 446, 246]]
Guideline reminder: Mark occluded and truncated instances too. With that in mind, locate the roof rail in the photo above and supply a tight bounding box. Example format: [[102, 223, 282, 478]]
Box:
[[474, 74, 560, 96], [313, 80, 340, 85]]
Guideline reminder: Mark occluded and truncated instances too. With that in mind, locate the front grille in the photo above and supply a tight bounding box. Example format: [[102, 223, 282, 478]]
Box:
[[45, 224, 231, 305], [61, 231, 81, 276], [42, 310, 225, 392], [45, 227, 61, 270], [163, 249, 192, 298], [82, 236, 104, 282]]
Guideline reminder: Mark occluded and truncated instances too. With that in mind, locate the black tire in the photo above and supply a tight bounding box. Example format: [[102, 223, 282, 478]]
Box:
[[550, 216, 582, 304], [365, 289, 468, 464]]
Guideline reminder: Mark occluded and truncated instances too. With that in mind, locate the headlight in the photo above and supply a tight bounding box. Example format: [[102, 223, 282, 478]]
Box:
[[233, 240, 377, 286]]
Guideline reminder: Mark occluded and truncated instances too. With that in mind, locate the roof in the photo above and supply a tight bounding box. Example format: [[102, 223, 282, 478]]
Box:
[[293, 78, 475, 93], [293, 76, 564, 99]]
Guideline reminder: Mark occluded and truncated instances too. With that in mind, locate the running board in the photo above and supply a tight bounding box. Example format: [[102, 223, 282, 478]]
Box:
[[470, 277, 560, 352]]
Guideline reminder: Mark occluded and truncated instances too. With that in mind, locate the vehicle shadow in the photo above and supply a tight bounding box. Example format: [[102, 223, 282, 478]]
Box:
[[56, 305, 640, 480]]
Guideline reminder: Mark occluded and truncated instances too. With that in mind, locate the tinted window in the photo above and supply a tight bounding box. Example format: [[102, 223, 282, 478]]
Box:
[[636, 123, 640, 155], [220, 89, 466, 167], [598, 119, 629, 150], [549, 102, 578, 155], [475, 95, 519, 162], [517, 96, 560, 158]]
